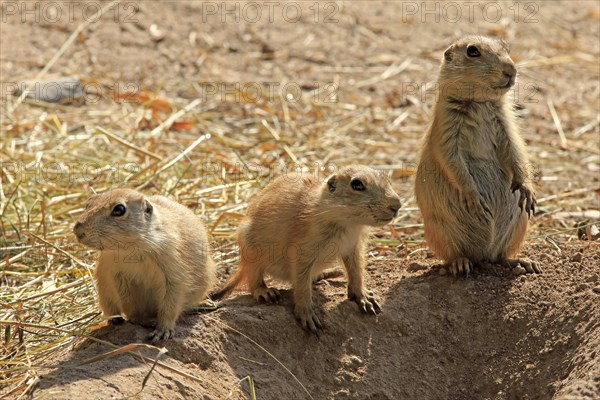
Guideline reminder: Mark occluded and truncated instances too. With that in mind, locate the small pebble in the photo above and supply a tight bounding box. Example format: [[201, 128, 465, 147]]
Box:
[[585, 274, 598, 283], [346, 355, 364, 368], [592, 286, 600, 294], [513, 266, 526, 276], [571, 253, 583, 263], [149, 24, 167, 41], [591, 225, 600, 240], [577, 283, 589, 292], [408, 262, 428, 272], [15, 77, 83, 103]]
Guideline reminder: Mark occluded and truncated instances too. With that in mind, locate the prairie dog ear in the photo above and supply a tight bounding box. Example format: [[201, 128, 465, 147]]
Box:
[[85, 194, 98, 208], [143, 199, 153, 216], [443, 44, 454, 62], [326, 175, 337, 193]]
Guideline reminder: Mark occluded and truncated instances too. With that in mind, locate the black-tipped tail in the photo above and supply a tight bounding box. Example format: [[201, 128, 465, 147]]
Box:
[[209, 269, 243, 301]]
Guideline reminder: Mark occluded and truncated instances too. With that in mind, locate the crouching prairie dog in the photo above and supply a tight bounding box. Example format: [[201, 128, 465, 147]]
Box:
[[415, 35, 541, 277], [211, 165, 401, 334], [73, 188, 216, 341]]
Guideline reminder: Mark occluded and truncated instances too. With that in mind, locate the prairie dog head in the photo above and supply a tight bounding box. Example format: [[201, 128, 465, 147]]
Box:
[[73, 188, 155, 251], [439, 35, 516, 101], [324, 166, 401, 226]]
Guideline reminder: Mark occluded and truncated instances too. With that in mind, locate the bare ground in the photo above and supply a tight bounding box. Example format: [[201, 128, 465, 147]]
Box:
[[35, 243, 600, 400]]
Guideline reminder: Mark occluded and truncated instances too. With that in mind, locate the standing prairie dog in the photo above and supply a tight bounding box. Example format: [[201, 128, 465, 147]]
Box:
[[73, 188, 216, 341], [211, 165, 401, 333], [415, 36, 541, 277]]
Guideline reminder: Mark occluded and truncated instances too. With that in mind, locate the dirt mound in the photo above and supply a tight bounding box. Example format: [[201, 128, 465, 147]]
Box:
[[34, 244, 599, 399]]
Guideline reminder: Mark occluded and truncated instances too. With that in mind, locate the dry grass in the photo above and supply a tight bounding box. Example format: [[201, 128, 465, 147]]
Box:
[[1, 6, 599, 398]]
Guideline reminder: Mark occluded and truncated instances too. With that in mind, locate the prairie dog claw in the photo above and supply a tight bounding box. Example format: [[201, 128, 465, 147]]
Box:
[[349, 290, 381, 315], [512, 183, 536, 218], [449, 258, 474, 277], [295, 307, 323, 335]]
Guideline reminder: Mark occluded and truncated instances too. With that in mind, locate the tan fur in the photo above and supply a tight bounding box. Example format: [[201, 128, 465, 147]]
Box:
[[414, 36, 540, 276], [73, 188, 216, 341], [211, 165, 401, 333]]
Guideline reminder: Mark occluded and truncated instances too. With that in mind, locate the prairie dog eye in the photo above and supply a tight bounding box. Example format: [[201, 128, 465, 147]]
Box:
[[111, 204, 126, 217], [466, 45, 480, 57], [350, 179, 366, 191]]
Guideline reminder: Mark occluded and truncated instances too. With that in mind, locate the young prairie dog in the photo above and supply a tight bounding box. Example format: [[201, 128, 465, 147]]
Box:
[[73, 188, 216, 341], [211, 165, 401, 334], [415, 36, 541, 277]]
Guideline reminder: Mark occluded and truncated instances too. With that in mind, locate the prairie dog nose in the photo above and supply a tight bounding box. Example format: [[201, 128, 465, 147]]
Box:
[[389, 196, 402, 215], [502, 62, 516, 79]]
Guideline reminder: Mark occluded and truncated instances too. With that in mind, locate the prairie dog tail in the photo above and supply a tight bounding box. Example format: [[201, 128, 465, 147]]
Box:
[[210, 269, 244, 300]]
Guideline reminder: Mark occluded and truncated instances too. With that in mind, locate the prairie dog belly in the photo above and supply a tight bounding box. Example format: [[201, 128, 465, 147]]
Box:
[[100, 252, 166, 320], [466, 156, 518, 217]]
